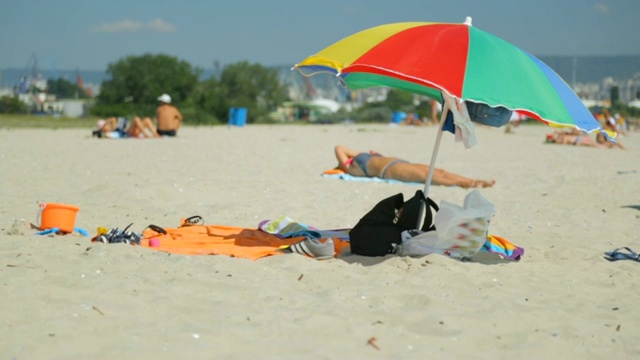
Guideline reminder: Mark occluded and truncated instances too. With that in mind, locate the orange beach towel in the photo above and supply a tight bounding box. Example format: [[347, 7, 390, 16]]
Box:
[[141, 224, 349, 260]]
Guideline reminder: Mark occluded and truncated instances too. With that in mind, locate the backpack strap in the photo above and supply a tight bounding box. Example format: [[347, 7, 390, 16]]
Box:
[[421, 196, 439, 232]]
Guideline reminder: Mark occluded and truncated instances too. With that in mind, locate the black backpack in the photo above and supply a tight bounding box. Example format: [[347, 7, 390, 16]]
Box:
[[349, 190, 439, 256]]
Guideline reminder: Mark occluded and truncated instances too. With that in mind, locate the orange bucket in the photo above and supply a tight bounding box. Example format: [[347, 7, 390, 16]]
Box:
[[38, 203, 80, 233]]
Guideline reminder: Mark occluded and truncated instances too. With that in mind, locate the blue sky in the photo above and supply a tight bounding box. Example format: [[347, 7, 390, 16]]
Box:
[[1, 0, 639, 71]]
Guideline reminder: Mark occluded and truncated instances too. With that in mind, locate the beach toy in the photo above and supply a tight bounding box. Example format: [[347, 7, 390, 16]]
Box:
[[35, 227, 60, 236], [37, 203, 80, 234], [149, 238, 161, 247], [74, 227, 89, 237], [35, 227, 89, 237], [96, 226, 109, 235]]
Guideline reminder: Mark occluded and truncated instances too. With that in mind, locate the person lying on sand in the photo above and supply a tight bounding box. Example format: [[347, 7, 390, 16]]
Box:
[[94, 116, 158, 139], [402, 112, 424, 126], [547, 130, 625, 149], [334, 145, 495, 188]]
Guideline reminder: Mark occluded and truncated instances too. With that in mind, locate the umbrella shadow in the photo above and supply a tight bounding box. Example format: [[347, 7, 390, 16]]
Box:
[[336, 249, 520, 266], [466, 252, 521, 265], [336, 249, 394, 266], [621, 205, 640, 211]]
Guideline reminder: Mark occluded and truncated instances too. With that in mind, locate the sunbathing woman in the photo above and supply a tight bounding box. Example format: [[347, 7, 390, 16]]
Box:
[[334, 145, 495, 188], [550, 130, 625, 149]]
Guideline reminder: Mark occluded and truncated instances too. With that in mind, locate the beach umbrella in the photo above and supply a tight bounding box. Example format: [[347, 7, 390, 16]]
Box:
[[293, 17, 611, 223]]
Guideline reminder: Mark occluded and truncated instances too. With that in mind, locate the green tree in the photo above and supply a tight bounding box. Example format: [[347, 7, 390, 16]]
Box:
[[0, 96, 28, 114], [354, 89, 417, 123], [610, 86, 619, 107], [95, 54, 199, 117], [202, 61, 288, 123], [47, 78, 89, 99], [190, 76, 225, 124], [385, 89, 418, 112]]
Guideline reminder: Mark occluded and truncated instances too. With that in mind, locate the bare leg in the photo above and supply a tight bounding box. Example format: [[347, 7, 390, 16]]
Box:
[[127, 117, 143, 138], [384, 162, 495, 188], [430, 100, 439, 125], [140, 117, 159, 138], [128, 117, 158, 138], [604, 141, 626, 149]]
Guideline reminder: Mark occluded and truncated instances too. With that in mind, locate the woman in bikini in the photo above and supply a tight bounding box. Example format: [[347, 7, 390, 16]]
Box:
[[334, 145, 495, 188], [551, 130, 625, 149]]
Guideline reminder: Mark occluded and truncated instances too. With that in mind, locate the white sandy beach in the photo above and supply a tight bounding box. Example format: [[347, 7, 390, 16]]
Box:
[[0, 123, 638, 359]]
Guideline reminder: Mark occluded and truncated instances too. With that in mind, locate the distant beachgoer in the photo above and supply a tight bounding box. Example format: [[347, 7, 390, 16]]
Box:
[[429, 99, 440, 125], [549, 130, 625, 149], [334, 145, 495, 188], [402, 112, 424, 126], [94, 116, 158, 138], [153, 93, 183, 137]]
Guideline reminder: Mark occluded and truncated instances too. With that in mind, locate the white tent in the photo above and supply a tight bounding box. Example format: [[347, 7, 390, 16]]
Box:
[[309, 98, 341, 113], [628, 99, 640, 108]]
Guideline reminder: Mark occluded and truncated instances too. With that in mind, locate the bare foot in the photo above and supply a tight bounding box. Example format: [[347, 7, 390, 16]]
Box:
[[473, 179, 496, 188]]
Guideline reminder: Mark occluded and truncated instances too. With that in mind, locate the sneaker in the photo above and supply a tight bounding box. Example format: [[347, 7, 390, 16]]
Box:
[[285, 237, 335, 260]]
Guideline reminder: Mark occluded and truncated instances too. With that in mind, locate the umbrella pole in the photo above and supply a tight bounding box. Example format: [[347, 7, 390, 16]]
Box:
[[416, 100, 450, 229]]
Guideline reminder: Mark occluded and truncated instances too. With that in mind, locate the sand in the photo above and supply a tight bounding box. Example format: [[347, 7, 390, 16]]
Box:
[[0, 123, 638, 359]]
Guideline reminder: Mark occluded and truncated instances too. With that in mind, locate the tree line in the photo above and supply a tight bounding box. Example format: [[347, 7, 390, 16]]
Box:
[[92, 54, 288, 124], [1, 53, 288, 123], [6, 53, 637, 121]]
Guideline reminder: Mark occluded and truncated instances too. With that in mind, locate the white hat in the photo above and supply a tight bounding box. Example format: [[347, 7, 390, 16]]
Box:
[[97, 119, 106, 129], [157, 93, 171, 104]]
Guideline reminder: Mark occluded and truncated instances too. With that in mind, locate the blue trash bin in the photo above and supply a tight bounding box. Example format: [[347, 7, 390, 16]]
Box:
[[228, 107, 237, 125], [391, 111, 407, 124], [228, 107, 247, 126], [229, 107, 237, 125], [235, 107, 247, 127]]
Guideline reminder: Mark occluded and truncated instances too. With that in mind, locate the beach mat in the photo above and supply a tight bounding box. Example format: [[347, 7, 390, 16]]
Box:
[[141, 224, 350, 260], [322, 168, 423, 186]]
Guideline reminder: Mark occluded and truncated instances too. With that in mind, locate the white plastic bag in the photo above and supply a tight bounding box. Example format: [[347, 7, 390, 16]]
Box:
[[399, 190, 496, 259]]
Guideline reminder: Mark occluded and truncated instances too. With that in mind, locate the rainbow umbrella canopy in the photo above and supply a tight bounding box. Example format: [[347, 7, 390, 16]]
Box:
[[293, 17, 606, 134], [293, 17, 611, 206]]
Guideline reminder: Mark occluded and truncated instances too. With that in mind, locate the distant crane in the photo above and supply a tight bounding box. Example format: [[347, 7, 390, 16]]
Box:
[[19, 53, 47, 94]]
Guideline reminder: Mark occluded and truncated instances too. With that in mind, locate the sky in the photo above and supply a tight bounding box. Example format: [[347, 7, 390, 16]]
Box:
[[1, 0, 639, 72]]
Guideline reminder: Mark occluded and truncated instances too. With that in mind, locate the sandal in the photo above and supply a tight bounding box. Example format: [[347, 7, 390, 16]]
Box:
[[604, 247, 640, 262], [144, 224, 167, 235], [181, 215, 204, 227]]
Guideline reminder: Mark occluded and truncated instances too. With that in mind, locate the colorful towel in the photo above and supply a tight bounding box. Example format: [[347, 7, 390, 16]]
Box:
[[259, 216, 350, 241], [482, 234, 524, 260], [141, 223, 350, 260], [258, 215, 320, 238], [322, 169, 423, 186]]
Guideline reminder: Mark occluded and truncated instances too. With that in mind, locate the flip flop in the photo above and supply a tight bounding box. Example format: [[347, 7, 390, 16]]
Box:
[[604, 247, 640, 262], [181, 215, 204, 227]]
